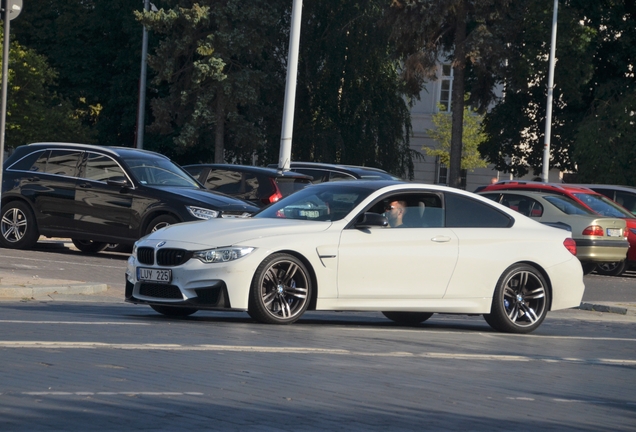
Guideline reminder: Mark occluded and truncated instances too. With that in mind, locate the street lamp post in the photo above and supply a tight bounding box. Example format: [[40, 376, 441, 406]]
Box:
[[135, 0, 151, 149], [542, 0, 558, 183]]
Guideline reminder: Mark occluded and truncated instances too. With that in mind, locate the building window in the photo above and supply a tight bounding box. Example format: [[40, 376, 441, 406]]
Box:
[[438, 64, 453, 112], [436, 157, 467, 189]]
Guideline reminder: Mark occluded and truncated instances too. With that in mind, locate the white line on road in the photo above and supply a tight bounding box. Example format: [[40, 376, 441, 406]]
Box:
[[0, 321, 148, 325], [0, 254, 124, 269], [1, 341, 634, 366]]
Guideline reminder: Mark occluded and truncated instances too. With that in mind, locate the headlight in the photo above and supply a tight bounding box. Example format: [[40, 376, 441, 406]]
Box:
[[194, 247, 255, 263], [187, 206, 220, 220], [131, 243, 138, 258]]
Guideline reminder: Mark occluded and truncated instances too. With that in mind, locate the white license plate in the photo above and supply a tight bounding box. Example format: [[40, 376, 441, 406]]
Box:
[[137, 267, 172, 283], [607, 228, 621, 237]]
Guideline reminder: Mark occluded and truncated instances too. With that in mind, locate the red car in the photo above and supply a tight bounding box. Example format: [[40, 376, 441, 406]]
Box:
[[479, 181, 636, 276]]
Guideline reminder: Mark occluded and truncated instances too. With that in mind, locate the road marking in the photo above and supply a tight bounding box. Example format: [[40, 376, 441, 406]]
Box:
[[19, 392, 204, 396], [0, 321, 148, 325], [0, 341, 634, 366]]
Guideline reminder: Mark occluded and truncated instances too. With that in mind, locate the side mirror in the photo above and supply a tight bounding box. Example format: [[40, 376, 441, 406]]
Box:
[[355, 212, 389, 228], [106, 178, 131, 189]]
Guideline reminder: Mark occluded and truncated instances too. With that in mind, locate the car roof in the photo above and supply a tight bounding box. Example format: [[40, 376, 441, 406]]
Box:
[[572, 184, 636, 193], [183, 164, 312, 180], [17, 142, 169, 160], [479, 190, 578, 199], [484, 180, 600, 194], [268, 161, 400, 179]]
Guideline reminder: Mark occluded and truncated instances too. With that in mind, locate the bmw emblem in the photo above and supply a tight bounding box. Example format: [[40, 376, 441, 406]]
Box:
[[157, 241, 166, 248]]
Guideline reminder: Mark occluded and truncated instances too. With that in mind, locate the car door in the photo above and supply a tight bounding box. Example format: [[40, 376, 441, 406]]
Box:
[[336, 192, 459, 299], [24, 149, 82, 233], [73, 151, 133, 239]]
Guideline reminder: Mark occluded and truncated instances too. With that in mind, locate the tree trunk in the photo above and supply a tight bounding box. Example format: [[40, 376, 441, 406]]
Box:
[[449, 0, 467, 189], [214, 93, 225, 163]]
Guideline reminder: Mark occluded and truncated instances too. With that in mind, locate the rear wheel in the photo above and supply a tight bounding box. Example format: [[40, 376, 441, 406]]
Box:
[[483, 264, 550, 334], [596, 261, 626, 276], [150, 305, 198, 317], [0, 201, 39, 249], [382, 312, 433, 326], [72, 239, 108, 254], [248, 253, 311, 324]]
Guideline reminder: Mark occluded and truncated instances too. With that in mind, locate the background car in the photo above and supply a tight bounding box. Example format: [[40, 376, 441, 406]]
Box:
[[479, 190, 629, 274], [126, 180, 584, 334], [573, 184, 636, 216], [183, 164, 312, 207], [479, 181, 636, 276], [267, 161, 401, 182], [1, 143, 258, 253]]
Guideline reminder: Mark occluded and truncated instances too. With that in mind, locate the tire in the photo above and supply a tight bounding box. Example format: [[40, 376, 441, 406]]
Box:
[[581, 262, 597, 275], [382, 312, 433, 326], [105, 243, 133, 253], [483, 264, 550, 334], [248, 253, 311, 324], [146, 214, 179, 235], [150, 304, 198, 317], [72, 239, 108, 254], [0, 201, 39, 249], [596, 261, 626, 277]]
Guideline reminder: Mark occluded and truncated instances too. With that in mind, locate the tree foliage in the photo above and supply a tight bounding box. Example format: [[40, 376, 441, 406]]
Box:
[[284, 1, 416, 178], [1, 32, 93, 150], [425, 104, 487, 171], [12, 0, 145, 146], [479, 0, 635, 184], [384, 0, 512, 187]]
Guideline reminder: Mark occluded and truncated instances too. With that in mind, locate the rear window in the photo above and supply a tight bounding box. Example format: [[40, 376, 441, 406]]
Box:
[[275, 177, 311, 197]]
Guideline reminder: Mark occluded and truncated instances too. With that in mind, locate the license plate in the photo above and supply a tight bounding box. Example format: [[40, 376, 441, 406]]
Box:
[[607, 228, 621, 237], [137, 267, 172, 283]]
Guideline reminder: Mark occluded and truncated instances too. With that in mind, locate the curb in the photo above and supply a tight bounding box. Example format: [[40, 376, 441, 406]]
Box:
[[578, 302, 632, 316], [0, 283, 109, 299]]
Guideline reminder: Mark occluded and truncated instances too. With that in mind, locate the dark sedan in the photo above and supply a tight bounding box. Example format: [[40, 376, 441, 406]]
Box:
[[1, 143, 259, 253]]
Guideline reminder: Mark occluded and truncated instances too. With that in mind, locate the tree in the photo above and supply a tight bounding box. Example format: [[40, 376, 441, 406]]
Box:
[[136, 0, 288, 164], [384, 0, 512, 187], [12, 0, 146, 146], [1, 32, 93, 150], [284, 0, 417, 178], [425, 104, 487, 171]]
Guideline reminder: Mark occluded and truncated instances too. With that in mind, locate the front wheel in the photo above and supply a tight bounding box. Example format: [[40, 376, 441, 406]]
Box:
[[72, 239, 108, 254], [382, 312, 433, 326], [596, 261, 626, 276], [248, 253, 312, 324], [483, 264, 550, 334], [0, 201, 39, 249], [145, 214, 179, 235], [150, 305, 198, 317]]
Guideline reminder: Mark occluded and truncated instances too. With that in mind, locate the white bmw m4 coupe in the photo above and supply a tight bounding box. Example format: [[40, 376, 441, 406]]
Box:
[[126, 180, 585, 333]]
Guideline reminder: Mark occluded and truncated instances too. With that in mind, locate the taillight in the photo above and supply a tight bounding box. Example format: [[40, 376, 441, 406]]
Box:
[[582, 225, 604, 236], [261, 179, 284, 205], [267, 190, 283, 204], [563, 238, 577, 255]]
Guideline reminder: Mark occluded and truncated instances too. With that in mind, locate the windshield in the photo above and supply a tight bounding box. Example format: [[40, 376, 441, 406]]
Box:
[[543, 195, 594, 216], [123, 156, 201, 187], [573, 192, 636, 219], [255, 184, 373, 221]]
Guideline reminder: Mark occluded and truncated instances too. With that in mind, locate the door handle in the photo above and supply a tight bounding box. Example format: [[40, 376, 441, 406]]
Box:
[[78, 183, 92, 189], [431, 236, 452, 243]]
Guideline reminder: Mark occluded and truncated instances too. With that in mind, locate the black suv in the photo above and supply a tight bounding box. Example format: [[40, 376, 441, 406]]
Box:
[[1, 143, 259, 253], [267, 162, 400, 183], [183, 164, 312, 207]]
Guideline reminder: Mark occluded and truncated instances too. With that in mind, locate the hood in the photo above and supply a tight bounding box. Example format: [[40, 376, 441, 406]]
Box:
[[140, 217, 331, 249], [152, 186, 259, 212]]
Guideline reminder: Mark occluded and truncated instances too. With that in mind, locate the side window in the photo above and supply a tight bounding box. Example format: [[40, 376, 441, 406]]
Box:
[[205, 169, 243, 195], [293, 169, 328, 183], [366, 193, 445, 228], [242, 173, 260, 201], [616, 191, 636, 214], [329, 171, 355, 182], [7, 150, 46, 172], [445, 192, 512, 228], [83, 153, 127, 182], [45, 150, 82, 177], [185, 166, 205, 181]]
